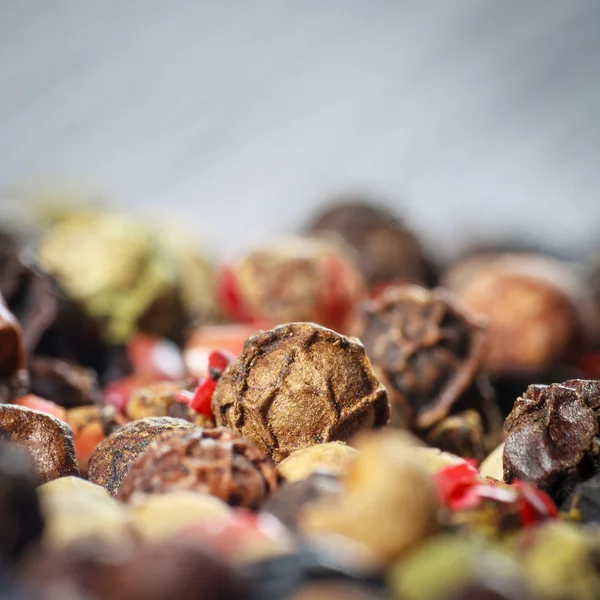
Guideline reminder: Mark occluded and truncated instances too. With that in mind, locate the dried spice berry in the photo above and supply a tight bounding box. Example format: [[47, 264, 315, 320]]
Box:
[[87, 417, 195, 496], [0, 444, 45, 563], [305, 198, 437, 288], [0, 404, 79, 483], [351, 284, 501, 453], [0, 294, 28, 403], [212, 322, 389, 462], [118, 427, 279, 509], [443, 254, 589, 376], [183, 349, 234, 420], [126, 381, 214, 427], [217, 236, 366, 333], [503, 379, 600, 504]]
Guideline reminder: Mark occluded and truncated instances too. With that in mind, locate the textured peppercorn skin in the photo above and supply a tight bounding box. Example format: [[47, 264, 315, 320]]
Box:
[[351, 285, 499, 433], [0, 404, 79, 483], [88, 417, 195, 496], [212, 322, 390, 463], [503, 379, 600, 504], [118, 427, 279, 508]]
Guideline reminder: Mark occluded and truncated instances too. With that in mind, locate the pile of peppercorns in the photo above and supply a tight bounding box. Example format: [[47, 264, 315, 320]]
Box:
[[2, 198, 600, 600]]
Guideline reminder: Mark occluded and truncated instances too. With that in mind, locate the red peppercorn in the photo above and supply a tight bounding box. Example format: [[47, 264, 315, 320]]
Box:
[[187, 350, 234, 419], [512, 480, 558, 525]]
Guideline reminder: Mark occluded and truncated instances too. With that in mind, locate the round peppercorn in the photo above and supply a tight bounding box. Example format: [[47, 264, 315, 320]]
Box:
[[118, 427, 279, 509], [306, 198, 437, 289], [443, 253, 590, 376], [212, 322, 389, 462], [503, 379, 600, 504], [87, 417, 195, 497], [0, 404, 79, 483], [218, 236, 366, 333], [351, 284, 501, 454]]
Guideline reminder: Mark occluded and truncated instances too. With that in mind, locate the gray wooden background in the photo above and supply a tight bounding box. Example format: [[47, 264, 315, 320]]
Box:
[[1, 1, 599, 261]]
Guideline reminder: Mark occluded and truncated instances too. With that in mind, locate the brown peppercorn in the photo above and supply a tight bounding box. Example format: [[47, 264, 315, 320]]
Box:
[[219, 236, 366, 334], [0, 404, 79, 483], [87, 417, 195, 496], [118, 427, 278, 509], [0, 294, 28, 402], [503, 379, 600, 504], [212, 322, 390, 462], [126, 381, 214, 427], [351, 284, 501, 453], [443, 254, 589, 376], [306, 199, 437, 288]]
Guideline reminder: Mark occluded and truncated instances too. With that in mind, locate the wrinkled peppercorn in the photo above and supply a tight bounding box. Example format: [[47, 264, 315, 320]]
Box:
[[118, 427, 279, 509], [503, 379, 600, 504], [306, 199, 437, 289], [212, 322, 389, 462], [351, 284, 501, 454], [0, 404, 79, 483], [87, 417, 195, 496]]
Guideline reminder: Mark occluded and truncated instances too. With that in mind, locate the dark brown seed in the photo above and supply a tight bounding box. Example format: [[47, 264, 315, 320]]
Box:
[[212, 322, 389, 462], [503, 379, 600, 503], [0, 404, 79, 483], [351, 284, 502, 454], [118, 426, 279, 509], [87, 417, 195, 496]]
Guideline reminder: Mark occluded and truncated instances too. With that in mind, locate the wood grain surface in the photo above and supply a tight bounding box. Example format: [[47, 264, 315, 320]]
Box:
[[1, 1, 599, 259]]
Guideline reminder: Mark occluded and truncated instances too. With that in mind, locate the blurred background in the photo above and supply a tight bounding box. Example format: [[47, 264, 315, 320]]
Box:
[[1, 0, 600, 259]]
